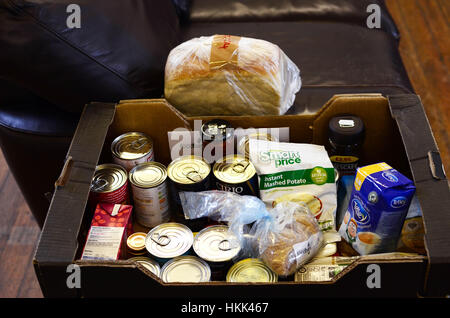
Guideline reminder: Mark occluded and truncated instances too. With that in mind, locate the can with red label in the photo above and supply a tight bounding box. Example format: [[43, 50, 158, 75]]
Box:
[[89, 164, 129, 209]]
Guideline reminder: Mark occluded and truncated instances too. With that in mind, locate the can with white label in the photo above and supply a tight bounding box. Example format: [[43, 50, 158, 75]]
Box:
[[111, 132, 154, 172], [129, 162, 170, 228]]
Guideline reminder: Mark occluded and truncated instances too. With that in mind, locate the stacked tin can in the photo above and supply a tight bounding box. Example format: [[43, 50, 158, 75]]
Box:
[[89, 164, 130, 209], [144, 222, 212, 283]]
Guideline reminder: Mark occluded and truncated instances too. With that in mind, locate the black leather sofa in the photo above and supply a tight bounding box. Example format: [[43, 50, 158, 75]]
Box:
[[0, 0, 413, 227]]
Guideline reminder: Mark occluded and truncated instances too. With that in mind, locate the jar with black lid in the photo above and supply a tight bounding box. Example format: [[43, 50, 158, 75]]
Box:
[[327, 115, 365, 177]]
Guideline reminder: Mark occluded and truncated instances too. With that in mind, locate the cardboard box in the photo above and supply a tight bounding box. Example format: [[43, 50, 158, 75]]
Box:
[[33, 94, 450, 298]]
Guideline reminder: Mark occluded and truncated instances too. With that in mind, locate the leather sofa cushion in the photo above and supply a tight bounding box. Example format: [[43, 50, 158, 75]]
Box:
[[182, 21, 412, 113], [0, 0, 180, 114], [0, 79, 78, 136], [188, 0, 399, 39], [172, 0, 191, 23], [0, 103, 79, 136]]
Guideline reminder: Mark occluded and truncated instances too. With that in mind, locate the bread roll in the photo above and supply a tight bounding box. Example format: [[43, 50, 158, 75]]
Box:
[[260, 209, 323, 277], [164, 35, 301, 116]]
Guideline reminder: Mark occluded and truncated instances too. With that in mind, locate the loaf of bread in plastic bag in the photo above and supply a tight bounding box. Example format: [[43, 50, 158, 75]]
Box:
[[164, 35, 301, 116], [260, 209, 323, 276]]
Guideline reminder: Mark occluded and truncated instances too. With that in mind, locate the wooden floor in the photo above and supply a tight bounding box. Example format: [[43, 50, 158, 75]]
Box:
[[386, 0, 450, 175], [0, 149, 42, 297], [0, 0, 448, 298]]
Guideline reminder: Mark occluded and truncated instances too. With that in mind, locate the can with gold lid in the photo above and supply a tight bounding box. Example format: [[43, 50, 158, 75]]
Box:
[[129, 162, 170, 228], [237, 132, 278, 159], [128, 256, 161, 278], [127, 232, 148, 257], [161, 255, 211, 283], [213, 154, 259, 197], [193, 225, 241, 280], [226, 258, 278, 283], [167, 155, 211, 230], [145, 222, 194, 264], [89, 163, 129, 209], [111, 132, 154, 172], [167, 155, 211, 193]]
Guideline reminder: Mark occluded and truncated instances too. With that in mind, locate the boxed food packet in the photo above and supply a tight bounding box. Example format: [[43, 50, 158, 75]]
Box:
[[338, 163, 416, 255], [164, 34, 301, 116], [81, 203, 133, 260]]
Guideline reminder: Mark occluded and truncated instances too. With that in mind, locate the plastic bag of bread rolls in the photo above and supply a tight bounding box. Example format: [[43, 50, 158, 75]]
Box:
[[164, 35, 301, 116], [180, 191, 323, 277], [253, 201, 323, 276]]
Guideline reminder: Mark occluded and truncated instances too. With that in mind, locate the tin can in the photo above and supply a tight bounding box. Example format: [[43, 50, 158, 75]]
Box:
[[167, 155, 211, 231], [213, 154, 259, 196], [161, 256, 211, 283], [237, 132, 278, 159], [201, 119, 234, 158], [128, 256, 161, 278], [111, 132, 154, 172], [129, 162, 170, 228], [226, 258, 278, 283], [145, 222, 194, 264], [127, 232, 148, 257], [89, 164, 129, 208], [193, 225, 241, 280]]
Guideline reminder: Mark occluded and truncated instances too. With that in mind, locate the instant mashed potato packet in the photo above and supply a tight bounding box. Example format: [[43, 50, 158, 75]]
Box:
[[249, 139, 339, 239]]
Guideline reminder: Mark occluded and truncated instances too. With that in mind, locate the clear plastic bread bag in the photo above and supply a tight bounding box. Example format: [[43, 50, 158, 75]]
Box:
[[180, 191, 323, 277], [164, 35, 301, 116]]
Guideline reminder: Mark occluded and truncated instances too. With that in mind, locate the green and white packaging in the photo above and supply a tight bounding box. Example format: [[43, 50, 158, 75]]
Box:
[[249, 139, 339, 237]]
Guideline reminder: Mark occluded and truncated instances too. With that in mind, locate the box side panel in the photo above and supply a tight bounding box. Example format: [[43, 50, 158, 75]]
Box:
[[33, 103, 116, 297], [389, 94, 450, 297], [33, 262, 79, 298], [77, 261, 424, 298]]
